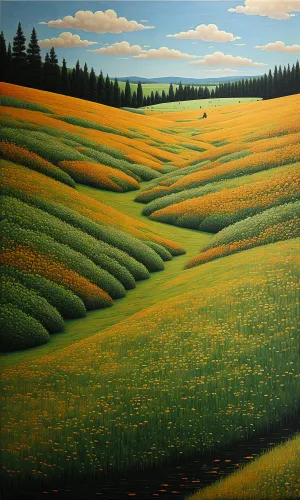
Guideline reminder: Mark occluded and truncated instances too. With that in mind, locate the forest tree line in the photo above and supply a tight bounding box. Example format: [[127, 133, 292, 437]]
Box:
[[1, 23, 299, 109]]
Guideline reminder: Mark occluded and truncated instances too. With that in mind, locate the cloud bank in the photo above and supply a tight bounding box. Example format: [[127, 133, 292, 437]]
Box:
[[190, 51, 267, 67], [40, 9, 154, 34], [167, 23, 240, 42], [134, 47, 198, 60], [255, 40, 300, 54], [228, 0, 300, 20], [39, 32, 97, 48], [89, 41, 143, 55]]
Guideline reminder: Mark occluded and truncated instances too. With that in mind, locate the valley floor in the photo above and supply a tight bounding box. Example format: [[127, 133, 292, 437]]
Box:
[[1, 186, 213, 367]]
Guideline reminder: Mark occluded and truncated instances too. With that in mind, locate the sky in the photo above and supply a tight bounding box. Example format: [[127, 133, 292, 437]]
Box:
[[1, 1, 300, 79]]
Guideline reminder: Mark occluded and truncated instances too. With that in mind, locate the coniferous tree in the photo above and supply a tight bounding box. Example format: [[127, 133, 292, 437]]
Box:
[[120, 90, 125, 107], [137, 81, 143, 107], [124, 80, 132, 107], [42, 52, 51, 91], [105, 74, 111, 105], [61, 58, 70, 95], [146, 95, 151, 106], [161, 90, 167, 103], [89, 67, 97, 101], [168, 83, 175, 102], [97, 70, 106, 104], [132, 90, 138, 108], [0, 31, 7, 81], [113, 78, 121, 107], [83, 62, 90, 100], [6, 42, 12, 82], [295, 60, 300, 93], [110, 80, 115, 107], [150, 90, 155, 105], [177, 81, 184, 101], [12, 22, 27, 84], [142, 96, 147, 106], [26, 27, 42, 89], [48, 46, 61, 93]]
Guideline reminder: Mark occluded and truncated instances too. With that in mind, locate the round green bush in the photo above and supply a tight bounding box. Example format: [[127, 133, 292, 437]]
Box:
[[1, 278, 64, 334], [0, 187, 151, 279], [0, 305, 50, 351], [144, 241, 173, 261], [1, 221, 126, 300], [1, 196, 136, 291], [0, 267, 86, 319]]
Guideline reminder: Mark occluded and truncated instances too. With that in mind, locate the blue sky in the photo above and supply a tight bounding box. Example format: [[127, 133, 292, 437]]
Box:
[[1, 1, 299, 78]]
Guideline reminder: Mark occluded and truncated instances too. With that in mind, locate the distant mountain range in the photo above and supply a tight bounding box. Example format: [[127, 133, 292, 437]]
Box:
[[117, 75, 261, 85]]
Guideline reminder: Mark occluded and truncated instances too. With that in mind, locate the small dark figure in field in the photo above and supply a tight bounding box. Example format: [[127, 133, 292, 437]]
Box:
[[203, 112, 207, 119]]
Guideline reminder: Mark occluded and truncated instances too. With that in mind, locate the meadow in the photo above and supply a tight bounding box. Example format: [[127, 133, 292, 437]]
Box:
[[191, 434, 300, 500], [0, 84, 299, 498], [142, 97, 261, 113]]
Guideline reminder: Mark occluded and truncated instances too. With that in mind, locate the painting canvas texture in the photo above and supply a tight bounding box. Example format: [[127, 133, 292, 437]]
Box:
[[0, 1, 299, 498]]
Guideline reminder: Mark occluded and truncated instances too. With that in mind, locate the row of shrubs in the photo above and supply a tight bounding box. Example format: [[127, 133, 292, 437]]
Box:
[[1, 122, 162, 187], [136, 144, 300, 206], [58, 160, 140, 192], [186, 201, 300, 268], [1, 221, 127, 299], [135, 161, 210, 204], [1, 195, 138, 290], [140, 166, 286, 217], [58, 116, 135, 139], [0, 95, 54, 114], [149, 167, 300, 232], [0, 142, 75, 187], [0, 267, 85, 351]]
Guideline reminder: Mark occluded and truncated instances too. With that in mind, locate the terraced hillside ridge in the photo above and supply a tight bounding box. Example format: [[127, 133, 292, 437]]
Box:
[[1, 85, 299, 498], [136, 94, 300, 259], [191, 434, 300, 500], [1, 83, 199, 351]]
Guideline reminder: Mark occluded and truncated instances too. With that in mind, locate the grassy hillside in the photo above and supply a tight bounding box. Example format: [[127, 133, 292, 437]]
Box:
[[1, 83, 198, 351], [1, 85, 299, 496], [191, 434, 300, 500], [1, 239, 299, 485], [136, 94, 300, 262]]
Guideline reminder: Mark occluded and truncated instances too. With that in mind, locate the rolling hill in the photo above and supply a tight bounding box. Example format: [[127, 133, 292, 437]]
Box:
[[0, 84, 299, 498]]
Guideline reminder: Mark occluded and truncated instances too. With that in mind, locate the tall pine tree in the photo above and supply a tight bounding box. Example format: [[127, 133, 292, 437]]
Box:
[[89, 68, 97, 101], [0, 31, 6, 81], [124, 80, 132, 107], [137, 81, 143, 108], [97, 70, 106, 104], [12, 22, 27, 84], [26, 27, 42, 89], [61, 58, 70, 95]]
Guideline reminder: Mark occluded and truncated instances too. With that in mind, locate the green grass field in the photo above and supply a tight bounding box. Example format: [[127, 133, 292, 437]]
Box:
[[1, 85, 299, 497], [142, 97, 261, 113]]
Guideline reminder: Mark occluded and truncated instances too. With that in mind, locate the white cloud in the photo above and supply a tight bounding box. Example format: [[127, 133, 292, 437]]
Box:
[[235, 43, 246, 46], [143, 45, 151, 48], [88, 41, 143, 55], [228, 0, 300, 20], [140, 19, 148, 23], [134, 46, 198, 60], [39, 32, 97, 48], [167, 23, 241, 42], [39, 9, 154, 34], [190, 51, 267, 67], [197, 68, 240, 74], [255, 40, 300, 54]]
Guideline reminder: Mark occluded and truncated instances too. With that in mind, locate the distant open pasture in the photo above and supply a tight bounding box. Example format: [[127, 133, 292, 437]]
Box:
[[143, 97, 262, 113]]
